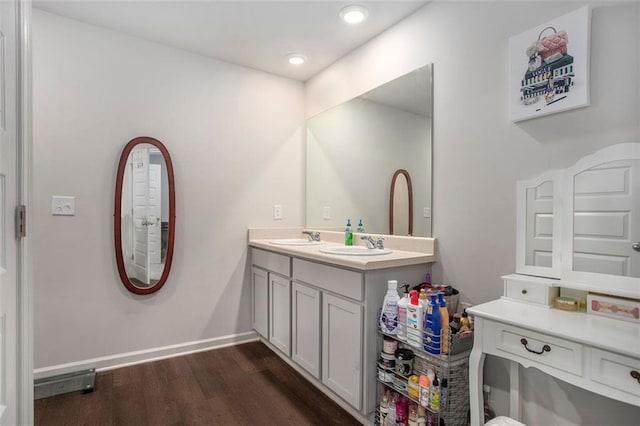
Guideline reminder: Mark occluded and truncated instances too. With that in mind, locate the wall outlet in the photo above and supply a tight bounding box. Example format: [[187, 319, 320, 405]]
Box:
[[273, 204, 283, 220], [52, 196, 76, 216], [323, 206, 331, 220], [423, 207, 431, 218]]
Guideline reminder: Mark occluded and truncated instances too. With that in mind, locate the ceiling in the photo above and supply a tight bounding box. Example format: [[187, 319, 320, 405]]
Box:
[[33, 0, 429, 81]]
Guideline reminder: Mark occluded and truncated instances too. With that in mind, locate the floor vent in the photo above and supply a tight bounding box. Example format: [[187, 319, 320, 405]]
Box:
[[34, 368, 96, 400]]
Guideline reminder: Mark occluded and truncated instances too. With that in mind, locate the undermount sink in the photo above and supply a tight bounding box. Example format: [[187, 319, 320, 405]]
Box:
[[269, 238, 323, 246], [320, 246, 393, 256]]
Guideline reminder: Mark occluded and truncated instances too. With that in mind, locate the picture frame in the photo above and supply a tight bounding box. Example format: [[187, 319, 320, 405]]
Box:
[[509, 6, 591, 122]]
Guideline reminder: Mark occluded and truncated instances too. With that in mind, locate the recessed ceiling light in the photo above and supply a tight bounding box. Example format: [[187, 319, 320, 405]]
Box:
[[286, 54, 307, 65], [339, 5, 369, 25]]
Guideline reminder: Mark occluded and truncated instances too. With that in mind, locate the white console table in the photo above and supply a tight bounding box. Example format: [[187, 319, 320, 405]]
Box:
[[468, 298, 640, 426]]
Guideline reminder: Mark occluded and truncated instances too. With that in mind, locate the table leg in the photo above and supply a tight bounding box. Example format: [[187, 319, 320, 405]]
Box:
[[469, 317, 486, 426]]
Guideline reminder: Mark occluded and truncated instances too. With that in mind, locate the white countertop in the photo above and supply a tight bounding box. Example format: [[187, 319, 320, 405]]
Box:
[[247, 228, 436, 271], [468, 298, 640, 359]]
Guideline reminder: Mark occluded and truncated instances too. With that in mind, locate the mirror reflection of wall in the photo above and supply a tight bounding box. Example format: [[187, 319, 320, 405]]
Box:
[[573, 159, 640, 278], [306, 65, 432, 236], [524, 180, 554, 268]]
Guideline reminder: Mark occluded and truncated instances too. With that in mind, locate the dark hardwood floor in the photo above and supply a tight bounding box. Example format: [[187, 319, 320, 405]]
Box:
[[35, 342, 361, 426]]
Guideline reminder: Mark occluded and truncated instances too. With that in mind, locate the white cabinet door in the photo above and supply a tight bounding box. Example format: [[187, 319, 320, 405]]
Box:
[[251, 267, 268, 338], [269, 274, 291, 355], [322, 293, 363, 409], [292, 282, 321, 378]]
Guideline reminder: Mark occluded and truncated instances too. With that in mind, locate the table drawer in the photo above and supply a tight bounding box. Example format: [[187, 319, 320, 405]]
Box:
[[486, 321, 583, 376], [504, 277, 558, 306], [293, 258, 363, 301], [591, 348, 640, 397], [251, 248, 290, 277]]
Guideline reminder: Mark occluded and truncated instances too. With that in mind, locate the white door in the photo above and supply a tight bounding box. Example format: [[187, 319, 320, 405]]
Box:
[[148, 163, 162, 280], [525, 180, 554, 268], [132, 147, 150, 284], [0, 0, 29, 424], [573, 159, 640, 277]]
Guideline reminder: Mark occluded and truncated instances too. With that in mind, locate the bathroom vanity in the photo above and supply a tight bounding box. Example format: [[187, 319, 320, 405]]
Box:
[[469, 143, 640, 426], [248, 228, 436, 421]]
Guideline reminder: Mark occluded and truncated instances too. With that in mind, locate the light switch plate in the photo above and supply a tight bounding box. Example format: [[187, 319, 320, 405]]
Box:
[[323, 206, 331, 220], [52, 196, 76, 216], [423, 207, 431, 218], [273, 204, 282, 220]]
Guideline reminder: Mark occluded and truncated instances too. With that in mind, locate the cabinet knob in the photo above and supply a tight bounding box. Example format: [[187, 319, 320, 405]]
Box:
[[633, 242, 640, 252], [521, 289, 527, 295], [631, 370, 640, 383]]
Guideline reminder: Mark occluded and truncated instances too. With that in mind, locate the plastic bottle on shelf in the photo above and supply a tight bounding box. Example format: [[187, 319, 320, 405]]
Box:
[[438, 292, 450, 354], [396, 396, 408, 425], [357, 219, 365, 233], [417, 406, 427, 426], [441, 378, 448, 410], [408, 404, 419, 426], [424, 293, 441, 355], [380, 392, 390, 425], [419, 374, 431, 408], [380, 280, 400, 335], [396, 285, 410, 342], [429, 374, 440, 413], [406, 290, 423, 348], [386, 395, 397, 426]]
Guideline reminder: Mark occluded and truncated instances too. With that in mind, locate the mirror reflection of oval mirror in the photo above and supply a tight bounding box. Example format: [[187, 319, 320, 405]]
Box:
[[115, 137, 175, 295], [389, 169, 413, 236]]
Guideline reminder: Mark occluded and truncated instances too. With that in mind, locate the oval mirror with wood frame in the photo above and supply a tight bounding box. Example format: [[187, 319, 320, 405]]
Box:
[[389, 169, 414, 236], [115, 136, 175, 295]]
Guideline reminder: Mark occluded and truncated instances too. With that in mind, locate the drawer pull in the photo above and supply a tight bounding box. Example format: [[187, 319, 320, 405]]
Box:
[[631, 370, 640, 383], [521, 289, 527, 295], [520, 338, 551, 355]]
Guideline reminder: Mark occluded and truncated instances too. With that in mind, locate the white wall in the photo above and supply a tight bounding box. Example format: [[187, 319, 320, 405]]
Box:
[[307, 1, 639, 425], [33, 10, 304, 368]]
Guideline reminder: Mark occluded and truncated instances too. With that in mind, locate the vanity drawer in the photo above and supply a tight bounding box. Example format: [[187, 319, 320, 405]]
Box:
[[503, 276, 558, 306], [591, 348, 640, 397], [292, 258, 363, 301], [251, 248, 291, 277], [486, 321, 583, 376]]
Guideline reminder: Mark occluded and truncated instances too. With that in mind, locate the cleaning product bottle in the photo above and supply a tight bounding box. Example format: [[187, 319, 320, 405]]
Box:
[[357, 219, 365, 233], [438, 292, 450, 354], [345, 219, 353, 246], [380, 280, 400, 335], [429, 374, 440, 413], [396, 285, 410, 342], [424, 293, 441, 355], [440, 378, 448, 410], [406, 289, 423, 348]]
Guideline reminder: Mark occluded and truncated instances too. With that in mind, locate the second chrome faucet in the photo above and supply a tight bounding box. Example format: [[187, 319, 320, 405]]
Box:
[[361, 235, 385, 249]]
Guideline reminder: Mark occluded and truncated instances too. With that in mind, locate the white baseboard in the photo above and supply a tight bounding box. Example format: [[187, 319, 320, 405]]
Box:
[[34, 331, 259, 380]]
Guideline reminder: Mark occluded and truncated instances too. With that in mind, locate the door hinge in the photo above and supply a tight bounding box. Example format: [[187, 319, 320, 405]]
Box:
[[16, 205, 26, 238]]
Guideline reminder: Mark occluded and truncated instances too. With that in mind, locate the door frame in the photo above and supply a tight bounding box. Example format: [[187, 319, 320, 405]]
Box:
[[17, 0, 33, 424]]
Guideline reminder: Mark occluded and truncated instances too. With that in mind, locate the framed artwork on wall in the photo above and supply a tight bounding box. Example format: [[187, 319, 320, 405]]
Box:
[[509, 6, 591, 122]]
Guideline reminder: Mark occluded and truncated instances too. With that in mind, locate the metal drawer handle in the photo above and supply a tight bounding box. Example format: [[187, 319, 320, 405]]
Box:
[[633, 242, 640, 252], [520, 338, 551, 355], [631, 370, 640, 383]]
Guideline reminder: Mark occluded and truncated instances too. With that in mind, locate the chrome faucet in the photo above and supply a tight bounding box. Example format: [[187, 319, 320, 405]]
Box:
[[302, 231, 321, 242], [361, 236, 385, 249]]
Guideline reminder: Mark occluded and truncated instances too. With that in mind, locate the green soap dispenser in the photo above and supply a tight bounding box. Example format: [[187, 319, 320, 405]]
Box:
[[345, 219, 353, 246]]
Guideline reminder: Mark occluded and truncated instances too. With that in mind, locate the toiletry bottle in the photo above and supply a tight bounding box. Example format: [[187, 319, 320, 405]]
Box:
[[345, 219, 353, 246], [429, 374, 440, 413], [380, 280, 400, 335], [440, 378, 448, 410], [438, 292, 450, 354], [424, 293, 441, 355], [417, 405, 427, 426], [406, 290, 423, 348], [396, 396, 408, 425], [357, 219, 365, 233], [396, 285, 410, 342], [419, 374, 430, 408], [408, 404, 419, 426], [386, 395, 397, 426], [380, 392, 389, 425]]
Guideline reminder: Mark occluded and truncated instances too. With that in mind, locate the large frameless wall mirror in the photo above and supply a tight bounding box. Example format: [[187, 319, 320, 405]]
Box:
[[306, 64, 433, 236], [516, 142, 640, 298], [115, 136, 175, 295]]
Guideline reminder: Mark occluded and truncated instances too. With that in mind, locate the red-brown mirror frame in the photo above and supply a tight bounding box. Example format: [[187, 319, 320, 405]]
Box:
[[389, 169, 414, 236], [114, 136, 175, 295]]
